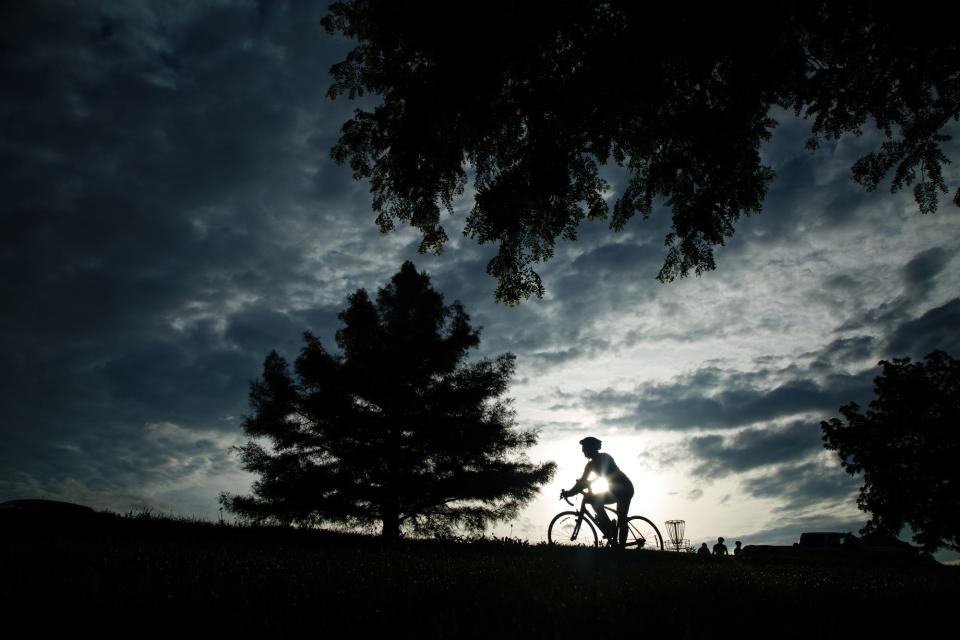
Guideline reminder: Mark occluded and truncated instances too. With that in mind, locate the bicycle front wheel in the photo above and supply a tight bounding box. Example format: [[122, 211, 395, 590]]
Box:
[[548, 511, 599, 547], [624, 516, 664, 550]]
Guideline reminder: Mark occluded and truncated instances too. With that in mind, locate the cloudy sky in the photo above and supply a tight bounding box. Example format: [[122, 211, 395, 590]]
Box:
[[3, 1, 958, 559]]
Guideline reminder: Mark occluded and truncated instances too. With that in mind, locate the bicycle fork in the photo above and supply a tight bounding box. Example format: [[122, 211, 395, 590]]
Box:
[[566, 504, 590, 542], [569, 514, 584, 541]]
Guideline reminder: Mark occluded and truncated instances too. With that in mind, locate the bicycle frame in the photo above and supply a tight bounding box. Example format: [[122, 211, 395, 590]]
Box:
[[549, 491, 664, 550], [563, 493, 618, 542]]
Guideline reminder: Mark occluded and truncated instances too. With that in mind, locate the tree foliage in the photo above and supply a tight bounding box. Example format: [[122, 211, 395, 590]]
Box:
[[221, 262, 555, 538], [821, 351, 960, 552], [322, 1, 959, 303]]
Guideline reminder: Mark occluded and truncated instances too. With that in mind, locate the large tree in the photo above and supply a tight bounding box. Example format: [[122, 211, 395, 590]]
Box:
[[821, 351, 960, 552], [322, 1, 959, 303], [221, 262, 555, 538]]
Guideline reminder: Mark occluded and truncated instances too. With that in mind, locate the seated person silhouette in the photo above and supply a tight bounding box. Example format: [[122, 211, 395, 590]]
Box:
[[560, 437, 635, 546], [697, 542, 711, 556]]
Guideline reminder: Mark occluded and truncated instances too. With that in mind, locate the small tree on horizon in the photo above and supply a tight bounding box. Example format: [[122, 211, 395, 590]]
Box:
[[821, 350, 960, 553], [220, 261, 556, 539]]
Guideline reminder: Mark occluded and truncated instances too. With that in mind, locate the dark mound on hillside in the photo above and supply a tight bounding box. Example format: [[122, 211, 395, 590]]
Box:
[[0, 499, 102, 532]]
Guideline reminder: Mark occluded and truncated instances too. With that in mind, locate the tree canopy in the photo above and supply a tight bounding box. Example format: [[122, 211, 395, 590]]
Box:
[[821, 351, 960, 553], [221, 261, 556, 538], [322, 1, 959, 303]]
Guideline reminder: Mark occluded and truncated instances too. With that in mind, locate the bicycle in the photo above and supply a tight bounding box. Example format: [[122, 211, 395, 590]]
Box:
[[548, 491, 664, 550]]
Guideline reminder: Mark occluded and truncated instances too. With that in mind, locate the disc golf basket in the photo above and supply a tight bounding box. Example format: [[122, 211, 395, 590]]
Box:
[[665, 520, 689, 552]]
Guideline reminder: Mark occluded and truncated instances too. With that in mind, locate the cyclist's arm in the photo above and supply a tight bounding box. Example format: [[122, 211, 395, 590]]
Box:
[[561, 462, 595, 497]]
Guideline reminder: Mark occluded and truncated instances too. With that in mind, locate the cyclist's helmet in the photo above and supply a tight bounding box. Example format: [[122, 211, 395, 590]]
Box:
[[579, 436, 602, 450]]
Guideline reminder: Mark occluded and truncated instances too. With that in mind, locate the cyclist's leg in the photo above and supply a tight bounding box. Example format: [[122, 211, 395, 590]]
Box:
[[586, 492, 616, 538], [615, 482, 635, 546], [616, 495, 632, 545]]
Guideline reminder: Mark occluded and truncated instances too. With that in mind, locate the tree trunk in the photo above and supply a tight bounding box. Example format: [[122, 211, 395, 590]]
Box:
[[381, 503, 400, 540], [381, 424, 402, 541]]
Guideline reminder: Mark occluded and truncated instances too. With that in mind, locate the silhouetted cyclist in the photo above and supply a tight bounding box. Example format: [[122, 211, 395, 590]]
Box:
[[560, 437, 635, 546]]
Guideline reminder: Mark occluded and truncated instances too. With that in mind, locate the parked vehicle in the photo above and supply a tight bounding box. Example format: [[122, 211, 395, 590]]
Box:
[[739, 531, 931, 565]]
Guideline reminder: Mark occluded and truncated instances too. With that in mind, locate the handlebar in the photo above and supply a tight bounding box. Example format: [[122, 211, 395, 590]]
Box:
[[561, 488, 591, 507]]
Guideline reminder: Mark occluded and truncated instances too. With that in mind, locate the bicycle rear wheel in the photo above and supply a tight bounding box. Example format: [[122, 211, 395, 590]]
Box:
[[623, 516, 663, 550], [548, 511, 599, 547]]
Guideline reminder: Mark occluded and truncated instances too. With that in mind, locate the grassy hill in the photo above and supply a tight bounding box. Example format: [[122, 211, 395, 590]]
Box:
[[2, 512, 955, 637]]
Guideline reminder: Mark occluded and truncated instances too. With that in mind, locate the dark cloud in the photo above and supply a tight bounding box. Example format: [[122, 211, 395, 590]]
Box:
[[0, 0, 378, 510], [742, 461, 860, 512], [0, 419, 244, 516], [566, 239, 665, 278], [838, 246, 956, 333], [577, 286, 960, 433], [807, 335, 877, 368], [687, 421, 824, 480], [417, 237, 668, 368], [902, 247, 952, 288], [727, 112, 900, 253], [821, 273, 859, 293], [884, 298, 960, 360], [581, 365, 873, 430]]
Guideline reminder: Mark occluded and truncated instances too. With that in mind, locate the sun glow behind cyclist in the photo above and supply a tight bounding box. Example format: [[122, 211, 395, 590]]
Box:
[[590, 476, 610, 494]]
